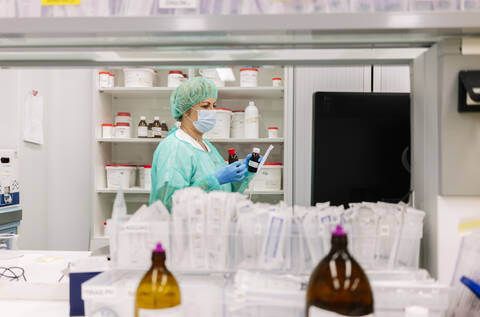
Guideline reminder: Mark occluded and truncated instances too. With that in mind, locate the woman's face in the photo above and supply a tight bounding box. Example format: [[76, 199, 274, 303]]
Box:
[[187, 98, 216, 121]]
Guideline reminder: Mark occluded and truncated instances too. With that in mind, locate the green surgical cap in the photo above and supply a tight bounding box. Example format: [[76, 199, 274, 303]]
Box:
[[170, 76, 218, 120]]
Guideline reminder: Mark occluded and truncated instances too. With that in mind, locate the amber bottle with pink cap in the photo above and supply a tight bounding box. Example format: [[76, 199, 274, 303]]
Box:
[[135, 243, 182, 317], [306, 225, 374, 317]]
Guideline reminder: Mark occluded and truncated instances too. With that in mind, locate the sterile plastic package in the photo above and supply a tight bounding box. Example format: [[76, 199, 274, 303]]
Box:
[[115, 0, 155, 16], [0, 0, 15, 18], [41, 0, 113, 17], [15, 0, 41, 17]]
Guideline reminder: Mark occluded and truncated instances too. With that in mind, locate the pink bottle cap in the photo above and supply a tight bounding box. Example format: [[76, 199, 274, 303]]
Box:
[[332, 225, 347, 236], [153, 243, 165, 253]]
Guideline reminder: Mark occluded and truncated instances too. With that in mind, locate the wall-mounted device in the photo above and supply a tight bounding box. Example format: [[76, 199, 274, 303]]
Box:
[[0, 150, 19, 209], [458, 71, 480, 112]]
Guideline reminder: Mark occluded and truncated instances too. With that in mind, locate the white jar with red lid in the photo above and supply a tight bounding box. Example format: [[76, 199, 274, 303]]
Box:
[[249, 163, 283, 191], [272, 77, 282, 87], [168, 70, 184, 88], [106, 165, 136, 189], [268, 127, 279, 138], [240, 68, 259, 87], [99, 72, 110, 88], [115, 112, 132, 125], [138, 165, 152, 190], [115, 122, 131, 138], [109, 73, 115, 88], [102, 123, 114, 138]]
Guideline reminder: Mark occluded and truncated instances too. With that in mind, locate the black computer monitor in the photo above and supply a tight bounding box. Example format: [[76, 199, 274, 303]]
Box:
[[312, 92, 411, 207]]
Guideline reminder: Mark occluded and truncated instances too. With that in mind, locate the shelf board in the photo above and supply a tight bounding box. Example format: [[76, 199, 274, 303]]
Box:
[[98, 87, 283, 99], [96, 188, 283, 195], [97, 138, 283, 143]]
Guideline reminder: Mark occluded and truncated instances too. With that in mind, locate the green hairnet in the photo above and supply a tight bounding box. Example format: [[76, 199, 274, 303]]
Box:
[[170, 76, 218, 120]]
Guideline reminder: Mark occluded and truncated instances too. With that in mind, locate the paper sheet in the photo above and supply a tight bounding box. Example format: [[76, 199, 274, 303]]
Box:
[[23, 94, 44, 145]]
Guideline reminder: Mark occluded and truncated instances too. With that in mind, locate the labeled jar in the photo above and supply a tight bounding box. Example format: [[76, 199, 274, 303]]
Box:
[[248, 148, 261, 173], [153, 117, 162, 138], [115, 122, 131, 138], [138, 116, 148, 138], [148, 123, 154, 138], [268, 127, 279, 138], [115, 112, 132, 125], [272, 77, 282, 87], [168, 70, 184, 88], [138, 165, 152, 190], [99, 72, 110, 88], [240, 68, 259, 87], [102, 123, 114, 138], [231, 111, 245, 139], [109, 73, 115, 88]]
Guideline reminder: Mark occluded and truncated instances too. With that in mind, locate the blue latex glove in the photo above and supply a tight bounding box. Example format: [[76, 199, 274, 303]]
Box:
[[244, 154, 263, 170], [214, 161, 247, 185]]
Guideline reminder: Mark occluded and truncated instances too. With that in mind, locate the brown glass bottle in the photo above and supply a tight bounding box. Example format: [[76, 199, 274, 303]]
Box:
[[247, 147, 261, 173], [138, 116, 148, 138], [147, 123, 153, 138], [153, 116, 162, 138], [160, 121, 169, 138], [228, 148, 238, 164], [306, 225, 374, 317], [135, 243, 182, 317]]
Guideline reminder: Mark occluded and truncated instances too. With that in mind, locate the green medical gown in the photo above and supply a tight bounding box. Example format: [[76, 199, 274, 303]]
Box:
[[149, 131, 254, 211]]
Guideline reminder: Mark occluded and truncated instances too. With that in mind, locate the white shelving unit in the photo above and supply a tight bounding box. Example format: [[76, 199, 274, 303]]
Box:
[[91, 67, 292, 246]]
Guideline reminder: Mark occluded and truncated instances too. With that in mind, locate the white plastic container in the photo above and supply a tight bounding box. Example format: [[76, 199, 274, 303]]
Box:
[[244, 101, 259, 139], [240, 68, 258, 87], [115, 112, 132, 125], [199, 69, 225, 88], [231, 111, 245, 139], [168, 70, 184, 88], [102, 123, 114, 138], [268, 127, 279, 138], [123, 68, 155, 87], [252, 163, 283, 191], [109, 73, 115, 87], [272, 77, 282, 87], [115, 123, 131, 138], [99, 72, 110, 88], [396, 208, 425, 268], [204, 108, 232, 139], [106, 165, 136, 189], [138, 165, 152, 190]]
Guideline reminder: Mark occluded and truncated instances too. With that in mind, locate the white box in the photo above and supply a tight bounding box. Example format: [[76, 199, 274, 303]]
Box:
[[0, 150, 19, 209]]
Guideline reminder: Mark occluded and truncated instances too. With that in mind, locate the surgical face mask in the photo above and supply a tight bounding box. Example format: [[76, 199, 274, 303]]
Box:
[[187, 109, 216, 134]]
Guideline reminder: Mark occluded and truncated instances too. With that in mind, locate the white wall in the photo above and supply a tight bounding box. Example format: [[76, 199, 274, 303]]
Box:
[[0, 69, 92, 250]]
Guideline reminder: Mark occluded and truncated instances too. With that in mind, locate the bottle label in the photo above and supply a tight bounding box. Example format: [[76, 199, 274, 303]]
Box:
[[139, 305, 183, 317], [248, 161, 259, 168], [309, 306, 373, 317], [138, 126, 148, 137], [153, 127, 162, 136]]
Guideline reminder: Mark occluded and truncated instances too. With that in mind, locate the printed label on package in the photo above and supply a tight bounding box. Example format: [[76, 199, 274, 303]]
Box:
[[139, 305, 183, 317], [309, 306, 373, 317], [42, 0, 81, 5], [159, 0, 197, 9]]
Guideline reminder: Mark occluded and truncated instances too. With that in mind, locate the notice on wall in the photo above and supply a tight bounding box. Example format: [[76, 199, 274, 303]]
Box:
[[159, 0, 197, 9], [23, 93, 44, 145]]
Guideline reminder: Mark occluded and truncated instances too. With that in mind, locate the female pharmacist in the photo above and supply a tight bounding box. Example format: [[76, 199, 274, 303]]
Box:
[[149, 77, 259, 211]]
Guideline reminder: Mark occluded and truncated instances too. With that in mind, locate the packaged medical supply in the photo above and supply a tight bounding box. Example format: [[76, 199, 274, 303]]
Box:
[[102, 123, 114, 138], [204, 108, 232, 139], [137, 116, 148, 138], [106, 165, 136, 189], [115, 112, 132, 125], [231, 111, 245, 138], [244, 101, 259, 138], [267, 126, 279, 138], [168, 70, 184, 88], [98, 72, 110, 88], [123, 68, 154, 88], [0, 149, 20, 209], [115, 122, 131, 138], [272, 77, 282, 87], [240, 68, 258, 87]]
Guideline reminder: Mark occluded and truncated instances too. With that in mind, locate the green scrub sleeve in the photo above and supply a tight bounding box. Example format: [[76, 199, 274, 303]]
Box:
[[231, 171, 256, 193], [152, 167, 222, 212]]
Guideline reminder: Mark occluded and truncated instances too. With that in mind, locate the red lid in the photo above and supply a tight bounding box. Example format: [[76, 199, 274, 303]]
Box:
[[110, 73, 115, 77], [104, 222, 107, 226], [102, 123, 114, 127], [183, 74, 188, 78], [272, 77, 282, 80], [240, 68, 259, 72], [143, 165, 152, 168], [228, 148, 236, 155], [99, 71, 109, 75], [264, 163, 283, 166], [215, 107, 232, 112], [117, 112, 131, 116], [107, 164, 134, 167], [232, 110, 245, 113], [169, 70, 183, 74], [116, 122, 130, 127], [268, 127, 279, 130]]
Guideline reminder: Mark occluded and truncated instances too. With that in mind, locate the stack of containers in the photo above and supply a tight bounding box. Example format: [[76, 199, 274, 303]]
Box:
[[115, 112, 132, 138], [105, 165, 136, 189]]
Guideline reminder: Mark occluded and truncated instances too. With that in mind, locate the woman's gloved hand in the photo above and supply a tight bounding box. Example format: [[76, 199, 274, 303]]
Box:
[[214, 161, 247, 185], [244, 154, 263, 170]]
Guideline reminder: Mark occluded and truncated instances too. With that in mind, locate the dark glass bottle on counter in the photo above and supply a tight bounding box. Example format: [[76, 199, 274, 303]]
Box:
[[160, 121, 169, 138], [153, 117, 162, 138], [228, 148, 238, 164], [247, 147, 261, 173], [306, 225, 374, 317]]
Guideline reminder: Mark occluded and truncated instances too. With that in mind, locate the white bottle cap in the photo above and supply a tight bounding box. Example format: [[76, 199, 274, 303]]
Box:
[[140, 116, 146, 120], [248, 101, 255, 107], [252, 147, 260, 153], [405, 306, 429, 317], [154, 116, 160, 120]]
